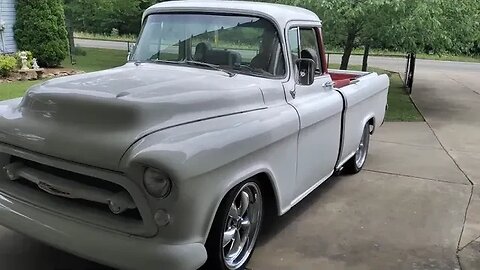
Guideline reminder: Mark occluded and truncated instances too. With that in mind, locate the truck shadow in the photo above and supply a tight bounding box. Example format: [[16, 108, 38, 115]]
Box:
[[256, 174, 347, 246], [0, 230, 112, 270]]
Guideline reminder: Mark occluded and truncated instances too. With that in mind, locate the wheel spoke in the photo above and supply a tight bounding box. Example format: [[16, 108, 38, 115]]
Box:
[[223, 227, 236, 247], [229, 203, 239, 219], [240, 218, 251, 231], [238, 191, 250, 218], [228, 229, 242, 257], [222, 183, 262, 269]]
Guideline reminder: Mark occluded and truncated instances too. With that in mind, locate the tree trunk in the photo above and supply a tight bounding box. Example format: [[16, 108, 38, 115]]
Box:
[[66, 17, 76, 65], [340, 30, 356, 70], [362, 42, 370, 71]]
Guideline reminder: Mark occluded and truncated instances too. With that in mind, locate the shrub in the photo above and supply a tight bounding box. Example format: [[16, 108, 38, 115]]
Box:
[[0, 55, 18, 77], [14, 0, 69, 67]]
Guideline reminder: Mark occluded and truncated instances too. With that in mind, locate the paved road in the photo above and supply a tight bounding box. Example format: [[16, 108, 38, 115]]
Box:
[[328, 54, 480, 74], [75, 38, 480, 75], [74, 38, 131, 51]]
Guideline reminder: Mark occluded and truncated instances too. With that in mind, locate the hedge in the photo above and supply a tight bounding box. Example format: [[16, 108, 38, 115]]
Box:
[[14, 0, 69, 67]]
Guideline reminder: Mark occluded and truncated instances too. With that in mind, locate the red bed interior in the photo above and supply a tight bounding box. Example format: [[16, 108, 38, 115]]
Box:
[[329, 72, 361, 88]]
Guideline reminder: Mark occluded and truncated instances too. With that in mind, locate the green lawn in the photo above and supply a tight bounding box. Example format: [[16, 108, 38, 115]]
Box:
[[74, 31, 137, 42], [0, 80, 46, 101], [329, 63, 423, 122], [0, 48, 128, 100], [384, 73, 423, 122], [63, 48, 128, 72]]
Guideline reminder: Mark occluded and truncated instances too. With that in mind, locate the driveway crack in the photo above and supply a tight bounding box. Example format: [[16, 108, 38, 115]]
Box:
[[445, 74, 480, 97], [364, 169, 469, 186], [410, 96, 474, 268]]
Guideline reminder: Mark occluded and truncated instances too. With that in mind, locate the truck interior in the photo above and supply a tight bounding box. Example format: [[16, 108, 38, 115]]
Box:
[[133, 13, 286, 78]]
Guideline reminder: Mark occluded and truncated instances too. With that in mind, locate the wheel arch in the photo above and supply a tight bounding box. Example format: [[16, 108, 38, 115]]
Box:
[[202, 168, 282, 247], [214, 169, 282, 223], [367, 116, 376, 134]]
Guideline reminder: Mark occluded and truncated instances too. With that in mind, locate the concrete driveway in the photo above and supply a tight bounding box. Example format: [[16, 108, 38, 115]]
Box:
[[0, 54, 479, 269], [249, 122, 470, 269]]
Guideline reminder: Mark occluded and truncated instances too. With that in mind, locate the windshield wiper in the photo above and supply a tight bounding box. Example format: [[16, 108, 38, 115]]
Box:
[[184, 60, 236, 77], [152, 59, 182, 64], [139, 59, 236, 77], [133, 59, 180, 65]]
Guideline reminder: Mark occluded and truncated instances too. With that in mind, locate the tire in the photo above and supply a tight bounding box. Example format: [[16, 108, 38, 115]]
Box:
[[343, 123, 371, 174], [202, 179, 264, 270]]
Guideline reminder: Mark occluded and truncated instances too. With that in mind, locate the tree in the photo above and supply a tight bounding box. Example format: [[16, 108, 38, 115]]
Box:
[[260, 0, 480, 70], [312, 0, 406, 70], [15, 0, 69, 67], [64, 0, 164, 35]]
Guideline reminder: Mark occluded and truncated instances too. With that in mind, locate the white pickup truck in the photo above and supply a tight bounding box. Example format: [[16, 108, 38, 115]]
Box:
[[0, 1, 389, 270]]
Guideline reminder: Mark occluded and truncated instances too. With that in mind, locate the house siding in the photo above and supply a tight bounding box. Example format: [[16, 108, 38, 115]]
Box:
[[0, 0, 16, 53]]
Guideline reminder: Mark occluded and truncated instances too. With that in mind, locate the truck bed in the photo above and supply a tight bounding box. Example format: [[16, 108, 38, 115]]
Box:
[[329, 69, 371, 88]]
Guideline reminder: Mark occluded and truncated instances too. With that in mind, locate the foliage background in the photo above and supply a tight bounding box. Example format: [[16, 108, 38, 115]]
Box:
[[64, 0, 162, 35], [15, 0, 69, 67], [64, 0, 479, 69]]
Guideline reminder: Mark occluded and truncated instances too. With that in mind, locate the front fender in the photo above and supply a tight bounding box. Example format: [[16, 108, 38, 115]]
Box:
[[119, 105, 299, 243]]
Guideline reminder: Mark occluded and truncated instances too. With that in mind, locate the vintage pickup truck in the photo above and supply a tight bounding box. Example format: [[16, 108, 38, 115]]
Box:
[[0, 1, 389, 270]]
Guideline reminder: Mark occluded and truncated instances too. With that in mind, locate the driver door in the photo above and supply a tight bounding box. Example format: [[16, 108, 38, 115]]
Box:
[[284, 26, 343, 202]]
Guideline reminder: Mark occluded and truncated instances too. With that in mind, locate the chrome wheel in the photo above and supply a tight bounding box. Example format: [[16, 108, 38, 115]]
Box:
[[222, 182, 262, 269], [355, 125, 370, 168]]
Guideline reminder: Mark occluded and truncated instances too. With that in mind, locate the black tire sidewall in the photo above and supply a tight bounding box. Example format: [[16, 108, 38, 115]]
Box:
[[344, 124, 370, 174]]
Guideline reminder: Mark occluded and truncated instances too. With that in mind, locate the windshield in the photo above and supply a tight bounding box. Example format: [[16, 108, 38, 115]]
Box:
[[132, 13, 286, 77]]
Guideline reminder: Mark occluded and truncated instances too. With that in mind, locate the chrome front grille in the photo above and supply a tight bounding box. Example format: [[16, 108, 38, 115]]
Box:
[[0, 145, 157, 237], [5, 157, 138, 216]]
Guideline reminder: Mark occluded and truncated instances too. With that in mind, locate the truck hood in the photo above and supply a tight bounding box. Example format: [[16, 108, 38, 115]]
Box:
[[0, 63, 266, 170]]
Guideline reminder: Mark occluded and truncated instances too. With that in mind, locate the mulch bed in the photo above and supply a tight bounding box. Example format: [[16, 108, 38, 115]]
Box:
[[0, 68, 84, 83]]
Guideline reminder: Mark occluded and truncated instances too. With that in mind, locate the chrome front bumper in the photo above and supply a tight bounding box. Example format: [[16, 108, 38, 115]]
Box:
[[0, 191, 207, 270]]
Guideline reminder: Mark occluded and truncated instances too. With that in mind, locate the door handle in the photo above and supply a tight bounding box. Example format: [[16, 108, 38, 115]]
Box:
[[290, 89, 296, 99], [323, 81, 334, 89]]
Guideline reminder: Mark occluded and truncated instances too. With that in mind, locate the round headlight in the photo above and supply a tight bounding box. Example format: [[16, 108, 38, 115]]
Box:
[[143, 168, 172, 198]]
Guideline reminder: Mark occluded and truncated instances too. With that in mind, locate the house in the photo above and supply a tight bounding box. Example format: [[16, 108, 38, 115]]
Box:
[[0, 0, 16, 53]]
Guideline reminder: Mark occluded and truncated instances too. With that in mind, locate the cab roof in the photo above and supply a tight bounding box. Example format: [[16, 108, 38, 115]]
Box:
[[143, 0, 321, 28]]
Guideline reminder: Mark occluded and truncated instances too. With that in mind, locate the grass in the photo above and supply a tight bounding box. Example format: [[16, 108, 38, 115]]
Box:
[[74, 31, 137, 42], [384, 73, 423, 122], [329, 63, 423, 122], [0, 48, 423, 122], [0, 48, 128, 100], [0, 80, 46, 100], [411, 53, 480, 63], [63, 48, 128, 72]]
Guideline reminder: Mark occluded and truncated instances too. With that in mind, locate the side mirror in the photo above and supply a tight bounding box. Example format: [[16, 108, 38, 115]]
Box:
[[295, 58, 316, 86]]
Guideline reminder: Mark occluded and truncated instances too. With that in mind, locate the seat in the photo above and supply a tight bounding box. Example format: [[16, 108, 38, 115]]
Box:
[[250, 53, 270, 71], [300, 48, 318, 66], [204, 50, 242, 66], [193, 42, 212, 62]]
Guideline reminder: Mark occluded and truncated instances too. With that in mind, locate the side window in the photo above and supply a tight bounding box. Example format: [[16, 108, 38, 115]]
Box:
[[288, 28, 300, 63], [299, 28, 322, 72]]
